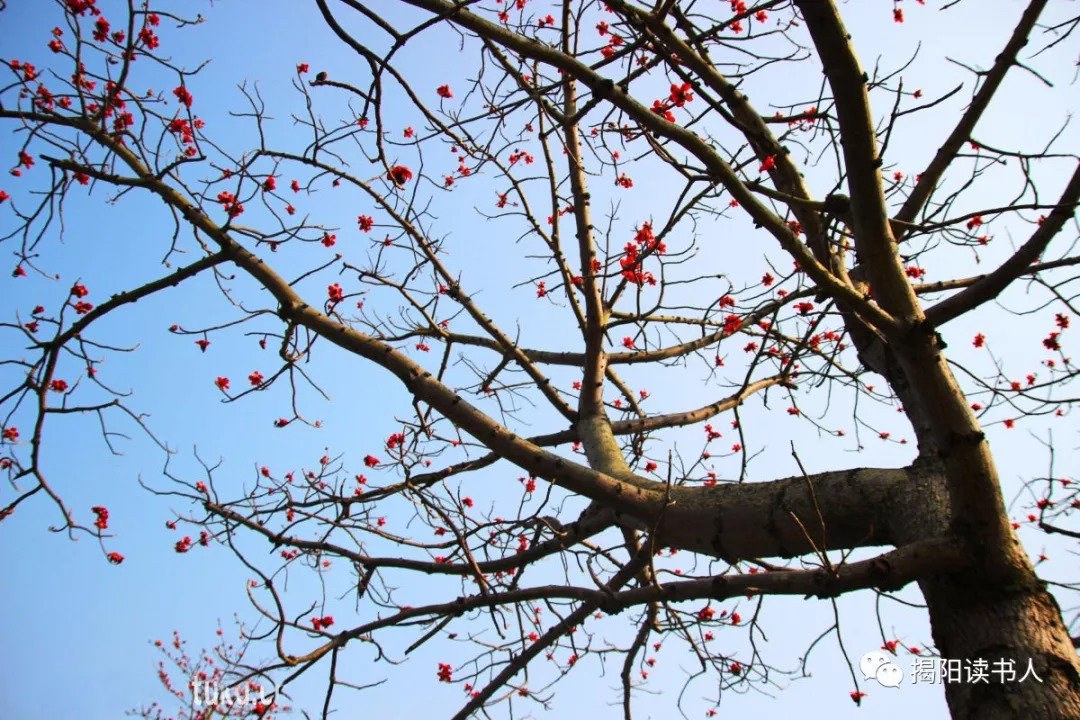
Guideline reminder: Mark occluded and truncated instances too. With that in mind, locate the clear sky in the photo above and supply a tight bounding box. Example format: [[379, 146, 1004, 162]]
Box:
[[1, 1, 1078, 719]]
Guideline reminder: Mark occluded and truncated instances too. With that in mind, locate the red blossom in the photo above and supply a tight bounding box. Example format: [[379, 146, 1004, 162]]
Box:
[[387, 165, 413, 186], [668, 82, 693, 107], [106, 552, 124, 564], [173, 85, 193, 108], [436, 84, 453, 99]]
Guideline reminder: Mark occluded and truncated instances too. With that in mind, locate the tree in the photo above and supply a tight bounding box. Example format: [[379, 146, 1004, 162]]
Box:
[[2, 1, 1079, 718]]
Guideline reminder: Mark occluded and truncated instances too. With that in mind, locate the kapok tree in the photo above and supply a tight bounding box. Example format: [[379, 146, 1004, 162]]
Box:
[[2, 1, 1080, 718]]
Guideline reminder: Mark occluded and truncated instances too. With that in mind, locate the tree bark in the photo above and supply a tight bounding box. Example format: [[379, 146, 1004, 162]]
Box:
[[921, 573, 1080, 720]]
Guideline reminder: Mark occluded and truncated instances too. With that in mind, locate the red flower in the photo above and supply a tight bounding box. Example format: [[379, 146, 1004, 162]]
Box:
[[436, 84, 453, 99], [297, 63, 309, 74], [973, 333, 985, 348], [106, 552, 124, 564], [437, 663, 453, 682], [357, 214, 374, 232], [698, 606, 715, 621], [669, 82, 693, 107], [850, 691, 867, 703], [322, 233, 336, 247], [175, 536, 192, 553], [328, 283, 344, 303], [364, 454, 380, 467], [195, 339, 211, 352], [49, 379, 68, 392], [248, 371, 264, 386], [616, 173, 633, 188], [387, 165, 413, 186], [966, 215, 983, 230], [214, 376, 230, 391], [722, 314, 741, 336], [173, 85, 193, 108], [651, 99, 675, 123], [0, 190, 9, 204], [262, 176, 276, 192], [462, 497, 474, 508], [91, 505, 109, 530], [71, 283, 89, 298], [1, 426, 18, 442], [759, 155, 776, 173]]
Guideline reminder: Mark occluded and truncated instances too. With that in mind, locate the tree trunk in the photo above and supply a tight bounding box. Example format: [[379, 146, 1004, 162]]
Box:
[[922, 570, 1080, 719]]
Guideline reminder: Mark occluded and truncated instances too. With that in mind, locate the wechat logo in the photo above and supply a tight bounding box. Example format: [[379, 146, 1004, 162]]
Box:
[[860, 650, 904, 688]]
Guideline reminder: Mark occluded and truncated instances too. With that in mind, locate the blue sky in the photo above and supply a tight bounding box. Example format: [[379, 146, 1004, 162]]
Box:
[[1, 1, 1078, 719]]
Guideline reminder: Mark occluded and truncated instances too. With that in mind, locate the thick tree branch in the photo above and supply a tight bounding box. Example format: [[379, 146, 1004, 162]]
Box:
[[795, 0, 921, 326]]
